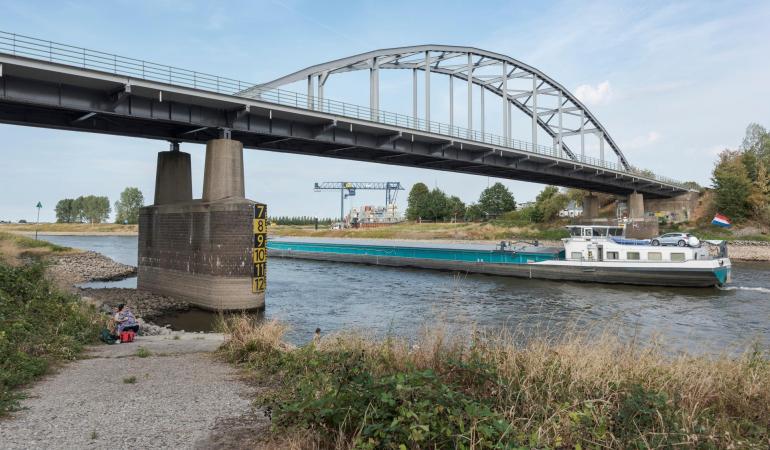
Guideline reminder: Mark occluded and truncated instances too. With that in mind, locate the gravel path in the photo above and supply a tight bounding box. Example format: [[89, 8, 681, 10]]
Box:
[[0, 335, 267, 449]]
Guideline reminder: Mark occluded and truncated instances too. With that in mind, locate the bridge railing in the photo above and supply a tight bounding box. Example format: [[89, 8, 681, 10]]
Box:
[[0, 30, 687, 190]]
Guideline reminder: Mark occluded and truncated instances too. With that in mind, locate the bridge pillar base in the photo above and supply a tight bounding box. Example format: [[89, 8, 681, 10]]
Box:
[[153, 150, 193, 205], [629, 192, 644, 219], [138, 139, 264, 311], [582, 194, 599, 220]]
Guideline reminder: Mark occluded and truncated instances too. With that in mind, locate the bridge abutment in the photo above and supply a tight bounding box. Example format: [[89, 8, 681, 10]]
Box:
[[137, 139, 264, 311]]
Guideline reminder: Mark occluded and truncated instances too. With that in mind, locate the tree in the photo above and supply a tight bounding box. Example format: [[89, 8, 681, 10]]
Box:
[[446, 196, 466, 221], [55, 199, 78, 223], [422, 188, 450, 221], [78, 195, 111, 224], [478, 182, 516, 218], [114, 187, 144, 224], [711, 150, 751, 220], [406, 183, 430, 221], [534, 185, 568, 222], [465, 203, 484, 221], [747, 160, 770, 218]]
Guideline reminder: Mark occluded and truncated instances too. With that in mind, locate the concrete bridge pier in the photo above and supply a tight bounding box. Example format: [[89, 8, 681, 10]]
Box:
[[582, 194, 599, 220], [137, 137, 264, 311], [629, 192, 645, 219]]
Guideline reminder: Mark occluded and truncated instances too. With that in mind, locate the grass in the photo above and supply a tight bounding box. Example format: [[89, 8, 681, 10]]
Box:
[[0, 261, 101, 416], [0, 222, 137, 233], [221, 317, 770, 449], [135, 347, 151, 358], [0, 231, 72, 265], [270, 221, 569, 242], [122, 376, 137, 384]]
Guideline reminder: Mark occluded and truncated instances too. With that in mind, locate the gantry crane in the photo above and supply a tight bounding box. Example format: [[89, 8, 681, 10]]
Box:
[[313, 181, 404, 223]]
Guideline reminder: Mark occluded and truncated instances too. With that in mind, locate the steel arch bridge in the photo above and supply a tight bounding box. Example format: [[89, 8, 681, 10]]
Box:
[[0, 31, 689, 197], [241, 45, 630, 171]]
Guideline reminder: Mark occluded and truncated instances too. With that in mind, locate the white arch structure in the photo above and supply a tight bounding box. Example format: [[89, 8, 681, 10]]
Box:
[[240, 46, 631, 171]]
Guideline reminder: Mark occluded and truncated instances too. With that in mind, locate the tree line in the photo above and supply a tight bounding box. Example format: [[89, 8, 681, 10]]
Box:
[[270, 216, 335, 225], [54, 187, 145, 224], [711, 123, 770, 222], [406, 182, 517, 222]]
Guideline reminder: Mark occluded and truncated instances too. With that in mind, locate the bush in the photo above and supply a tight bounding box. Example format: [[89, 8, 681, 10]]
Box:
[[0, 262, 100, 415], [222, 319, 770, 449]]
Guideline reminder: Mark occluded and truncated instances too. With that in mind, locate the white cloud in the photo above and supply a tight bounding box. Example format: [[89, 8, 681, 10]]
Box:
[[624, 131, 661, 150], [574, 81, 613, 106]]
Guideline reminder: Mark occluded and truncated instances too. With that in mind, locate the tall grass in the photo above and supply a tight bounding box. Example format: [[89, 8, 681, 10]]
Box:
[[0, 261, 101, 415], [221, 317, 770, 449]]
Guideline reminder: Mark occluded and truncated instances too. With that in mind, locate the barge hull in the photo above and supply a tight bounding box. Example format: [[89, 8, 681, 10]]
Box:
[[268, 249, 724, 288]]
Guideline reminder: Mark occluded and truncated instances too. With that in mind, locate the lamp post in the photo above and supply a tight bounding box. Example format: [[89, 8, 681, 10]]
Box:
[[35, 201, 42, 240]]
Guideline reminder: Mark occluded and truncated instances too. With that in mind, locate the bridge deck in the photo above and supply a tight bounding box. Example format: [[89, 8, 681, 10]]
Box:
[[0, 43, 688, 198]]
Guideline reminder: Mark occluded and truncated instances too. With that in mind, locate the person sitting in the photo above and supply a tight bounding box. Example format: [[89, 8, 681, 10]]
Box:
[[114, 303, 139, 334]]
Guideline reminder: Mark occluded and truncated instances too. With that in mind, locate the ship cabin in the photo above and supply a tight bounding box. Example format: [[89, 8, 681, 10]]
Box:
[[563, 225, 712, 263]]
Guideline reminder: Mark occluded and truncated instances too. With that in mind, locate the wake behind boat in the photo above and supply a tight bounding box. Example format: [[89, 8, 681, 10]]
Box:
[[268, 225, 731, 288]]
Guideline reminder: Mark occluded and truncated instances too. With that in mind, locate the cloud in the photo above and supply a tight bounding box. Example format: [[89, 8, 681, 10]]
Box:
[[574, 81, 613, 106], [624, 131, 661, 150]]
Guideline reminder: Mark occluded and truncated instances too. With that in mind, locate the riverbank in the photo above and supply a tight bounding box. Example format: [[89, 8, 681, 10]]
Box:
[[0, 229, 262, 448], [221, 316, 770, 449], [0, 223, 137, 235]]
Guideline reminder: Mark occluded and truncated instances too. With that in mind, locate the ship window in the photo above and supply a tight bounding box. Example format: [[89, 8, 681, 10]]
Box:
[[671, 253, 685, 262], [609, 228, 624, 236], [648, 252, 662, 261], [583, 228, 593, 236], [606, 251, 619, 260], [571, 252, 583, 260], [593, 228, 608, 236], [626, 252, 640, 260], [568, 227, 582, 237]]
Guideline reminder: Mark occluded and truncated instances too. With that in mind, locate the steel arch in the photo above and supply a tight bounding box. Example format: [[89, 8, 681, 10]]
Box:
[[240, 45, 630, 170]]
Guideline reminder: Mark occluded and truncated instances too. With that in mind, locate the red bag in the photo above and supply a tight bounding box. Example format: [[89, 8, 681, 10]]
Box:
[[120, 331, 135, 343]]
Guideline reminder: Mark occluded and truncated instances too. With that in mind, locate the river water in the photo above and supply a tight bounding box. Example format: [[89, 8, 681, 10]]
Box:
[[44, 235, 770, 353]]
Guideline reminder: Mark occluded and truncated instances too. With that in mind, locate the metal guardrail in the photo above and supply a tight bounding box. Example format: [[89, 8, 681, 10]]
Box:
[[0, 30, 687, 189]]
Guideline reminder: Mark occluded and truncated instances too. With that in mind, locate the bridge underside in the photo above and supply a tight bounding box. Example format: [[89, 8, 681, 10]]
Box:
[[0, 56, 685, 198]]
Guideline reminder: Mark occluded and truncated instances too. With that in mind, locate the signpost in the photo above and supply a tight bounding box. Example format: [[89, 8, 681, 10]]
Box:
[[35, 201, 42, 240], [252, 203, 267, 294]]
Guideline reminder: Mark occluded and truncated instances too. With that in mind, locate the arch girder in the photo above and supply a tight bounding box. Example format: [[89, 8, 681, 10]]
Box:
[[239, 45, 630, 170]]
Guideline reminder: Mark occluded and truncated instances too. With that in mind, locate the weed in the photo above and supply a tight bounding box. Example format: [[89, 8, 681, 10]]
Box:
[[90, 430, 98, 440], [0, 261, 100, 416], [221, 317, 770, 449], [123, 376, 137, 384], [135, 347, 151, 358], [172, 335, 180, 340]]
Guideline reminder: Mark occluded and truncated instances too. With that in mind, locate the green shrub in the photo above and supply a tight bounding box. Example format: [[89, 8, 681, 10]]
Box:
[[0, 262, 100, 415], [135, 347, 151, 358]]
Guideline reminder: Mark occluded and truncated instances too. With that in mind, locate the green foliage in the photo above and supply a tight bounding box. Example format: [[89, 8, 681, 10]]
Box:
[[54, 195, 111, 224], [464, 203, 484, 222], [535, 186, 569, 222], [247, 346, 512, 448], [0, 262, 100, 415], [478, 182, 516, 218], [614, 384, 684, 448], [446, 195, 466, 221], [712, 150, 751, 220], [405, 183, 430, 221], [123, 376, 137, 384], [114, 187, 144, 224], [0, 232, 70, 253], [135, 347, 151, 358], [270, 216, 333, 226]]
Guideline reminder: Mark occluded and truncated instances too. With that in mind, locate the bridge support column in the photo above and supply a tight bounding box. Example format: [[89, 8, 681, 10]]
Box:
[[582, 194, 599, 220], [153, 145, 192, 205], [138, 138, 264, 311], [202, 138, 245, 201], [629, 192, 644, 219]]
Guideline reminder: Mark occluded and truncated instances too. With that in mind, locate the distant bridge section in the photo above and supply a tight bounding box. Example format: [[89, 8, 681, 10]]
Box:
[[0, 31, 689, 198]]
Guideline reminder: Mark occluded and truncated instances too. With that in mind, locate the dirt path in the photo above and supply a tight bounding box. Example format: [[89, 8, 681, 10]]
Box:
[[0, 334, 267, 449]]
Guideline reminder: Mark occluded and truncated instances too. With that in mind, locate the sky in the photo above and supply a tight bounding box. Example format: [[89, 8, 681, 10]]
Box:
[[1, 0, 769, 222]]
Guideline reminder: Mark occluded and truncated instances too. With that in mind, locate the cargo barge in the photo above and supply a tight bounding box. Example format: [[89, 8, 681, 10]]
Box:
[[268, 226, 731, 288]]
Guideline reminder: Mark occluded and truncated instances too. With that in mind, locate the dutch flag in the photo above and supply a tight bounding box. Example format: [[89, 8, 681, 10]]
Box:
[[711, 213, 731, 228]]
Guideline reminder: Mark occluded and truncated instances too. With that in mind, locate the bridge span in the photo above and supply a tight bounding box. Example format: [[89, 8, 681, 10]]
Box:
[[0, 31, 693, 311], [0, 31, 687, 198]]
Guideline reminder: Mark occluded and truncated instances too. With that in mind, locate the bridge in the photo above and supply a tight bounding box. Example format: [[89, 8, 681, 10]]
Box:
[[0, 31, 693, 310]]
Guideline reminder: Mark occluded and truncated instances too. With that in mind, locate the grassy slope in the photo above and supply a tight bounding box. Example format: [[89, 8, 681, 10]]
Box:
[[0, 234, 100, 416], [222, 318, 770, 449], [270, 221, 569, 241], [0, 223, 138, 234]]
